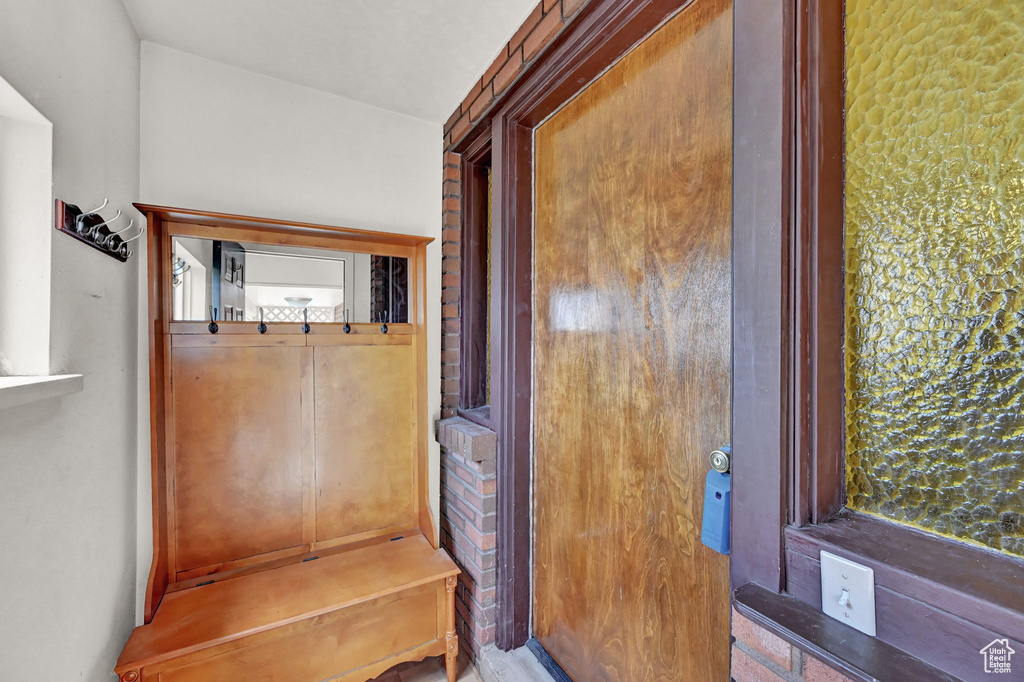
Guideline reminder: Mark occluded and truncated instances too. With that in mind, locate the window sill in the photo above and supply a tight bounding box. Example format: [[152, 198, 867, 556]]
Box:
[[785, 509, 1024, 679], [0, 374, 83, 411], [733, 583, 956, 682], [457, 405, 493, 430]]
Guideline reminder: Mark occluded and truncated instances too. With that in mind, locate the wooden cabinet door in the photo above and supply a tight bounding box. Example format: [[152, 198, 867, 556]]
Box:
[[532, 1, 733, 679], [171, 343, 312, 573], [312, 341, 416, 545]]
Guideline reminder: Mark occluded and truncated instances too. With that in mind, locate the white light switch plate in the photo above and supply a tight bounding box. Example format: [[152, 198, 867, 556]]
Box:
[[820, 550, 876, 636]]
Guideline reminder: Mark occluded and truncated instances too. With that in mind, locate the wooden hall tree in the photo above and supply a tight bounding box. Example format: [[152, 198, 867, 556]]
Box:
[[115, 205, 459, 682]]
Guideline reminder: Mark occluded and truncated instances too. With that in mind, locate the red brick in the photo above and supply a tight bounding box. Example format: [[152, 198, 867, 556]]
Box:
[[731, 646, 787, 682], [444, 108, 462, 134], [441, 287, 460, 304], [442, 274, 460, 288], [452, 462, 475, 486], [442, 196, 460, 213], [443, 211, 461, 227], [804, 656, 856, 682], [442, 349, 460, 364], [469, 83, 494, 122], [451, 113, 471, 146], [482, 478, 496, 495], [462, 523, 485, 547], [474, 623, 497, 646], [442, 394, 459, 409], [732, 609, 793, 670], [444, 319, 461, 334], [444, 164, 461, 182], [442, 477, 464, 499], [442, 259, 459, 274], [467, 583, 496, 607], [442, 302, 459, 317], [543, 0, 559, 11], [455, 593, 471, 622], [443, 179, 461, 198], [482, 50, 508, 87], [442, 241, 460, 257], [510, 3, 544, 50], [444, 151, 461, 167], [524, 8, 565, 61], [494, 47, 524, 96], [455, 497, 478, 522], [441, 510, 465, 533], [562, 0, 588, 18], [460, 79, 483, 115], [442, 227, 460, 243], [457, 484, 484, 510]]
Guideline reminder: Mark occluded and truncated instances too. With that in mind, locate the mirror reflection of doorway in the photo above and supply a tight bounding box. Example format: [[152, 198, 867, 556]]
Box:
[[171, 238, 208, 322]]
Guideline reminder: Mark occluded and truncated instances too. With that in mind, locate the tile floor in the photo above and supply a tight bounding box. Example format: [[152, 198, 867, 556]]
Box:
[[371, 654, 481, 682]]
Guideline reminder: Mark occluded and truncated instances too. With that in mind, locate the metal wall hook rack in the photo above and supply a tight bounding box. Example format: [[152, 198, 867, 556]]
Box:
[[208, 307, 219, 334], [56, 199, 140, 263], [379, 310, 389, 334], [258, 307, 268, 335], [343, 310, 351, 334], [301, 308, 311, 334]]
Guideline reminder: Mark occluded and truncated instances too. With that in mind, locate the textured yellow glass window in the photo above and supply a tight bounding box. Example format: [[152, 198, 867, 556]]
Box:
[[845, 0, 1024, 557]]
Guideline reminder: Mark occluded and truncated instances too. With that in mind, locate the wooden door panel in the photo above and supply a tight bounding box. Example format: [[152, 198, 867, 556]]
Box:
[[532, 1, 733, 680], [171, 345, 309, 572], [313, 343, 416, 543]]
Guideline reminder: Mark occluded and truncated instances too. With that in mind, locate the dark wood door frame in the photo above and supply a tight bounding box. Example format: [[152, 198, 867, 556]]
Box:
[[454, 0, 707, 651]]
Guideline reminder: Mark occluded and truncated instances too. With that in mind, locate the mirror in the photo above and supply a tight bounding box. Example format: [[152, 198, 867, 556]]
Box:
[[170, 237, 409, 323]]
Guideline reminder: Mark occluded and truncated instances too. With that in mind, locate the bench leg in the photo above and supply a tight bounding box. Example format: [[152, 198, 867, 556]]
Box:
[[445, 575, 459, 682]]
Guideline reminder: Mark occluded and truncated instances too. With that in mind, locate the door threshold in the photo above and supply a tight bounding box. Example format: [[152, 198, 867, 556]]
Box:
[[476, 643, 562, 682]]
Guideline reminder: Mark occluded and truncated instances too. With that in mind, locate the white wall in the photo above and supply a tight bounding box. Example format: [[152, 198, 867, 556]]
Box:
[[138, 42, 443, 610], [0, 0, 141, 680]]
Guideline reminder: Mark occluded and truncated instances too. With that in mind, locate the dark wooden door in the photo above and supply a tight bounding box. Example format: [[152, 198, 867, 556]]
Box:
[[532, 1, 733, 679]]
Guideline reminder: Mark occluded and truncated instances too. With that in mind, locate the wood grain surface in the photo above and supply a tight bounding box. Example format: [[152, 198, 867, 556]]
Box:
[[532, 1, 733, 679], [313, 344, 416, 542], [171, 345, 308, 573], [117, 535, 456, 672]]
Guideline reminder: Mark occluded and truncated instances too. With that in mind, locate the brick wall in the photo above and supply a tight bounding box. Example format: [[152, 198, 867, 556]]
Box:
[[732, 609, 856, 682], [443, 0, 593, 150], [437, 418, 498, 657], [441, 151, 462, 419]]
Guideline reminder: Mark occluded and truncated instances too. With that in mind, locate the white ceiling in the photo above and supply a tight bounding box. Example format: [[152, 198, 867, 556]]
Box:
[[120, 0, 540, 123]]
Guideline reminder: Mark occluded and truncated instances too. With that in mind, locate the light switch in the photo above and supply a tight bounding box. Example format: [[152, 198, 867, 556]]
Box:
[[820, 550, 876, 636]]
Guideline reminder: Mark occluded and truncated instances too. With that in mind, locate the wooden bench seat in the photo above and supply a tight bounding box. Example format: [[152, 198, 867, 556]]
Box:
[[115, 535, 460, 682]]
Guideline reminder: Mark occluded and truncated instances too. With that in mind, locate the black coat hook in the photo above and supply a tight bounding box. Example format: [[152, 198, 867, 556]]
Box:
[[258, 307, 268, 334], [343, 309, 351, 334], [302, 308, 311, 334], [209, 306, 219, 334], [379, 310, 389, 335]]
